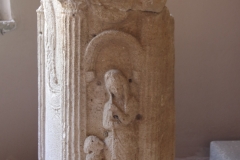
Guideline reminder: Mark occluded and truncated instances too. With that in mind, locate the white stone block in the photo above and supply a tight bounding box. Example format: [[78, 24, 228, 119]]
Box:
[[210, 141, 240, 160], [175, 157, 209, 160]]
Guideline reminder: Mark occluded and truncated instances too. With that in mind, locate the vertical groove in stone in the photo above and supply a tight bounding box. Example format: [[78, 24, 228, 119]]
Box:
[[70, 16, 75, 160], [76, 15, 81, 159], [37, 5, 45, 160], [66, 13, 71, 160], [62, 8, 83, 160], [62, 13, 67, 160], [79, 12, 87, 160], [67, 14, 72, 160], [62, 12, 69, 159]]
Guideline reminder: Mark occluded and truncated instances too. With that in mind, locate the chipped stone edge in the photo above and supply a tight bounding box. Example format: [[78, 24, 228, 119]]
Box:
[[0, 20, 16, 35]]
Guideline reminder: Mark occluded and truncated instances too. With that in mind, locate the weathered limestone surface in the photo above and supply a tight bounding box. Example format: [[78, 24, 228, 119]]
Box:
[[37, 0, 175, 159]]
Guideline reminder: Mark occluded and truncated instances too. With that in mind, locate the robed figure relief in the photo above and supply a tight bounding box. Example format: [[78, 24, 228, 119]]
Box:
[[103, 69, 138, 160], [84, 136, 105, 160]]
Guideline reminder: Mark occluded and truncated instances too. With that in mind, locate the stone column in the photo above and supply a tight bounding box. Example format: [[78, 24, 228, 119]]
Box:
[[37, 0, 175, 159]]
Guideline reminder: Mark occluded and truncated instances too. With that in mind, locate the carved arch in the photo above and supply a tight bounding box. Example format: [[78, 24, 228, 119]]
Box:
[[84, 30, 144, 83]]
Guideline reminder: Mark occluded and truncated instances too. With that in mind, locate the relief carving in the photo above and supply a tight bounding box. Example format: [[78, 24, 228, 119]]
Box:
[[84, 31, 143, 75], [42, 0, 60, 93], [42, 0, 62, 120], [88, 0, 132, 23], [84, 136, 105, 160], [133, 0, 167, 12], [39, 0, 175, 158], [88, 0, 167, 23], [84, 31, 143, 159], [49, 93, 61, 119], [61, 0, 87, 12], [103, 69, 138, 160]]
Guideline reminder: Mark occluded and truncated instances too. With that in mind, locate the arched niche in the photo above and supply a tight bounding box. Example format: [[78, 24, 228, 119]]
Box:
[[84, 30, 144, 138], [84, 30, 143, 84]]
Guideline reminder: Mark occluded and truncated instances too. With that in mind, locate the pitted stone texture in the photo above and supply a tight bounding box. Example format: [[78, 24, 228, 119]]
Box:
[[210, 141, 240, 160], [38, 0, 175, 159], [133, 0, 167, 12]]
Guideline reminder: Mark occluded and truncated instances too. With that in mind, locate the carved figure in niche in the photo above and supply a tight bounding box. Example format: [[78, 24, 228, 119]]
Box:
[[103, 69, 138, 160], [84, 136, 105, 160]]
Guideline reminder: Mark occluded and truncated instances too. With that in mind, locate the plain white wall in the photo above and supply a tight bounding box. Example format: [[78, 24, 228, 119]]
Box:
[[0, 0, 240, 159], [167, 0, 240, 158], [0, 0, 38, 159]]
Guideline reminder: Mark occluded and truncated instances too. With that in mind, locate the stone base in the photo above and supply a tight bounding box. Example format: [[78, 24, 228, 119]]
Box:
[[210, 141, 240, 160]]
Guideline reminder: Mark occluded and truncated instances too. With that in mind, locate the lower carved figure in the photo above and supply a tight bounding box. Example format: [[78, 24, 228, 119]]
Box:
[[103, 69, 138, 160], [84, 136, 105, 160]]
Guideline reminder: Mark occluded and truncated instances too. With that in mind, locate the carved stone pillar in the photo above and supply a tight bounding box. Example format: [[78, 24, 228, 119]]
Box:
[[37, 0, 175, 159]]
